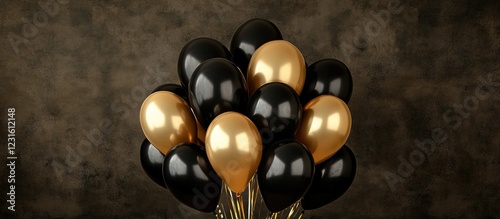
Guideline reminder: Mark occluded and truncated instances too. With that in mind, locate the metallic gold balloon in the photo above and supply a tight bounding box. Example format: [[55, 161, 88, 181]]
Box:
[[247, 40, 306, 95], [139, 91, 197, 155], [295, 95, 351, 164], [205, 112, 262, 194]]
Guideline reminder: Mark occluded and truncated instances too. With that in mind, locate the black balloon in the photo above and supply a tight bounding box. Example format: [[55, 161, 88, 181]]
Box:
[[258, 140, 315, 212], [230, 18, 283, 76], [152, 83, 188, 103], [140, 139, 166, 188], [163, 143, 222, 213], [300, 59, 353, 104], [246, 82, 302, 146], [178, 37, 232, 88], [301, 145, 356, 210], [189, 58, 248, 128]]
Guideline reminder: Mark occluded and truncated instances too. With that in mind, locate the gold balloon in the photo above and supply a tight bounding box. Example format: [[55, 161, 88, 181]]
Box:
[[139, 91, 197, 155], [295, 95, 352, 164], [205, 112, 262, 194], [247, 40, 306, 95]]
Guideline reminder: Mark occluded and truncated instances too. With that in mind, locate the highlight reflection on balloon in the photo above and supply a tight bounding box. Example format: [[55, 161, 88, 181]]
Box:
[[301, 145, 356, 210], [300, 59, 353, 104], [177, 38, 232, 88], [188, 58, 249, 129], [295, 95, 351, 164], [140, 138, 166, 188], [258, 140, 314, 212], [246, 82, 303, 146], [139, 91, 197, 155], [163, 143, 222, 212], [247, 40, 306, 95], [230, 18, 283, 77], [205, 112, 262, 194]]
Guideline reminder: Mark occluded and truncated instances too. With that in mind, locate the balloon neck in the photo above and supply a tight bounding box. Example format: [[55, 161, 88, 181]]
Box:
[[236, 192, 241, 198]]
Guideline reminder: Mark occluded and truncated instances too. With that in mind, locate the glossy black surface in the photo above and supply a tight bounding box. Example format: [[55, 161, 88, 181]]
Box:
[[139, 138, 166, 189], [301, 145, 356, 210], [246, 82, 302, 146], [152, 83, 188, 103], [230, 18, 283, 76], [163, 143, 222, 213], [188, 58, 249, 128], [177, 37, 232, 88], [300, 59, 353, 104], [258, 140, 315, 212]]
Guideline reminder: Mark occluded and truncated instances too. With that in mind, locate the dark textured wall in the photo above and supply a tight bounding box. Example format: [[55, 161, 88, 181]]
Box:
[[1, 0, 499, 218]]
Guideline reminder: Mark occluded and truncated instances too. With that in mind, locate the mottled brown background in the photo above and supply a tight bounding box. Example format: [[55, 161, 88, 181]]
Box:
[[0, 0, 499, 218]]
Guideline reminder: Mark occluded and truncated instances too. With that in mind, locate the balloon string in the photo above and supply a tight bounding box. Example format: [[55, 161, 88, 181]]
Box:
[[214, 204, 219, 219], [257, 186, 264, 219], [223, 183, 236, 219], [286, 201, 300, 219], [220, 204, 228, 219], [297, 210, 305, 219], [266, 212, 279, 219], [247, 175, 258, 219], [247, 178, 252, 219], [214, 204, 227, 219], [236, 193, 245, 219], [225, 183, 246, 219]]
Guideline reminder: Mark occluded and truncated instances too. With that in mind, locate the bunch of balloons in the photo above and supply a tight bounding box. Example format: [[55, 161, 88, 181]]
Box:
[[139, 18, 356, 217]]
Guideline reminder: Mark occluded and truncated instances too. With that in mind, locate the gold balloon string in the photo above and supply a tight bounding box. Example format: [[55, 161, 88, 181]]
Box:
[[255, 186, 265, 219], [222, 203, 229, 219], [213, 204, 219, 218], [214, 204, 227, 219], [285, 201, 301, 219], [225, 183, 246, 219], [256, 178, 270, 219], [247, 175, 259, 219], [266, 212, 280, 219], [296, 212, 304, 219], [224, 184, 237, 219], [236, 193, 246, 219]]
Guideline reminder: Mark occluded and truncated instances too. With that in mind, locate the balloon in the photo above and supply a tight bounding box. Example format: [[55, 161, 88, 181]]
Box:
[[247, 40, 306, 95], [152, 83, 188, 103], [195, 115, 206, 144], [295, 95, 351, 164], [189, 108, 206, 145], [300, 59, 353, 104], [139, 138, 166, 188], [230, 18, 283, 77], [189, 58, 249, 129], [139, 91, 197, 155], [178, 37, 232, 88], [301, 145, 356, 210], [246, 82, 303, 146], [163, 143, 222, 212], [205, 112, 262, 194], [258, 140, 315, 212]]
